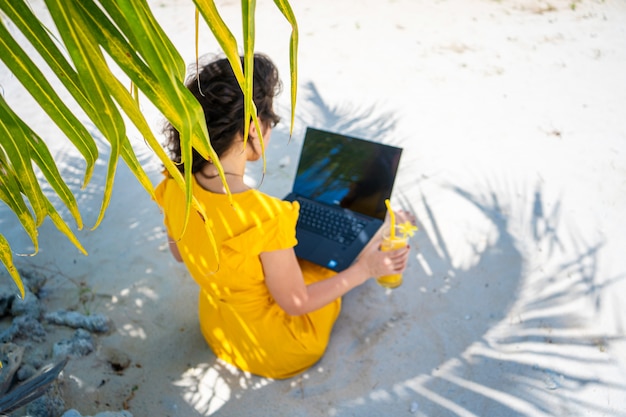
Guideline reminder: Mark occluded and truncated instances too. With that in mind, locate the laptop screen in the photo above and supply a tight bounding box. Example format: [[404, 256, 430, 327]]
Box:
[[292, 128, 402, 220]]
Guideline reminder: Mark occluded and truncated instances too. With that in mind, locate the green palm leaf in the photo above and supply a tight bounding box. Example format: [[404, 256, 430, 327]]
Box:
[[0, 0, 299, 292], [0, 1, 97, 123], [194, 0, 265, 173], [0, 149, 38, 256], [76, 0, 222, 254], [0, 234, 24, 298], [0, 109, 47, 227], [0, 10, 98, 188], [240, 0, 268, 175], [273, 0, 299, 138], [76, 0, 225, 243], [44, 0, 126, 230], [112, 0, 186, 82], [0, 95, 83, 230], [0, 110, 87, 299], [242, 0, 256, 147]]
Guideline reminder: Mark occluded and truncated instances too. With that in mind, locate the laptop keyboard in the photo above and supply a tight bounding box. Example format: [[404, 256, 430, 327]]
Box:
[[296, 199, 367, 245]]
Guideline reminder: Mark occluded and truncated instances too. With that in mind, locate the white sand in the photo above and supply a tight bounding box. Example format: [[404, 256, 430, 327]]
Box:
[[1, 0, 625, 416]]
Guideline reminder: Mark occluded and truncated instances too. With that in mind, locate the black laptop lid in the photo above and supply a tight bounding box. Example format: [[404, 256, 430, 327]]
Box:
[[292, 128, 402, 220]]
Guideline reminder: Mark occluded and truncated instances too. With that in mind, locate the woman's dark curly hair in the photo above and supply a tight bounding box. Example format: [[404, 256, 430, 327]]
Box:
[[163, 53, 281, 174]]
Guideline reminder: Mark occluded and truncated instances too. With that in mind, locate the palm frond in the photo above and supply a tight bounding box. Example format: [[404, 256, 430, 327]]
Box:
[[0, 0, 299, 294]]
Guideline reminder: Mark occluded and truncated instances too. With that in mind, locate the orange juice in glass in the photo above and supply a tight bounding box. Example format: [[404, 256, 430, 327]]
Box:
[[376, 225, 408, 289]]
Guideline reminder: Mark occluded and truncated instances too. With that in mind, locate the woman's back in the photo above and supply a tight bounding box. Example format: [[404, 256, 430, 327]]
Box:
[[156, 175, 341, 378]]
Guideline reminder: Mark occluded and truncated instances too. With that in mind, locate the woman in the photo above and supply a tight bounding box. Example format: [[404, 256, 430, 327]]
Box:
[[155, 54, 411, 379]]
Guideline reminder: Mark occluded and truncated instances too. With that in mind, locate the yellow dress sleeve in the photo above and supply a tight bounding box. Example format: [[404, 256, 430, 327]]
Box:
[[222, 200, 300, 255]]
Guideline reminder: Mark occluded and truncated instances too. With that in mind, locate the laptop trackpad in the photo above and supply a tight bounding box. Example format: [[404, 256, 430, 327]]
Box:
[[294, 229, 319, 257], [294, 229, 355, 271]]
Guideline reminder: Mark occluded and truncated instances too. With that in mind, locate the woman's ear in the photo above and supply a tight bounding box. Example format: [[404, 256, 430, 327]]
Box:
[[248, 119, 259, 140], [245, 119, 263, 160]]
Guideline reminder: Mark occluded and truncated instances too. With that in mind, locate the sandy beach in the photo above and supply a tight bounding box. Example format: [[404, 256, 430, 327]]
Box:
[[1, 0, 625, 416]]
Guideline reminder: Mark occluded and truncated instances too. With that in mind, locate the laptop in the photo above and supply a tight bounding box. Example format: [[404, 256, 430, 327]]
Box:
[[284, 127, 403, 271]]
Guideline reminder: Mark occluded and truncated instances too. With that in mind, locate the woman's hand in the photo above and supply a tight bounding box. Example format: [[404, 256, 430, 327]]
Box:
[[352, 208, 415, 279], [353, 235, 411, 279]]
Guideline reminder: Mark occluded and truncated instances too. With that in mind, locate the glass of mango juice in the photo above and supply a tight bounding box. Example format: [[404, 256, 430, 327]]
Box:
[[376, 225, 409, 289]]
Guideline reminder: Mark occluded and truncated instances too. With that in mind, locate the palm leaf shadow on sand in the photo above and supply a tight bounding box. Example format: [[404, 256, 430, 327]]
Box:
[[381, 180, 626, 417], [293, 81, 398, 141]]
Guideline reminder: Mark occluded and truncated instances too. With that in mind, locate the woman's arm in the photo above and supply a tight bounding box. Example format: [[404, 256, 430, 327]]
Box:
[[167, 235, 184, 262], [261, 237, 410, 316]]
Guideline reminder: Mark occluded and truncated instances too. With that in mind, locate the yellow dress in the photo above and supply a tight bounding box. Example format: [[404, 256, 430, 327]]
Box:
[[155, 175, 341, 379]]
